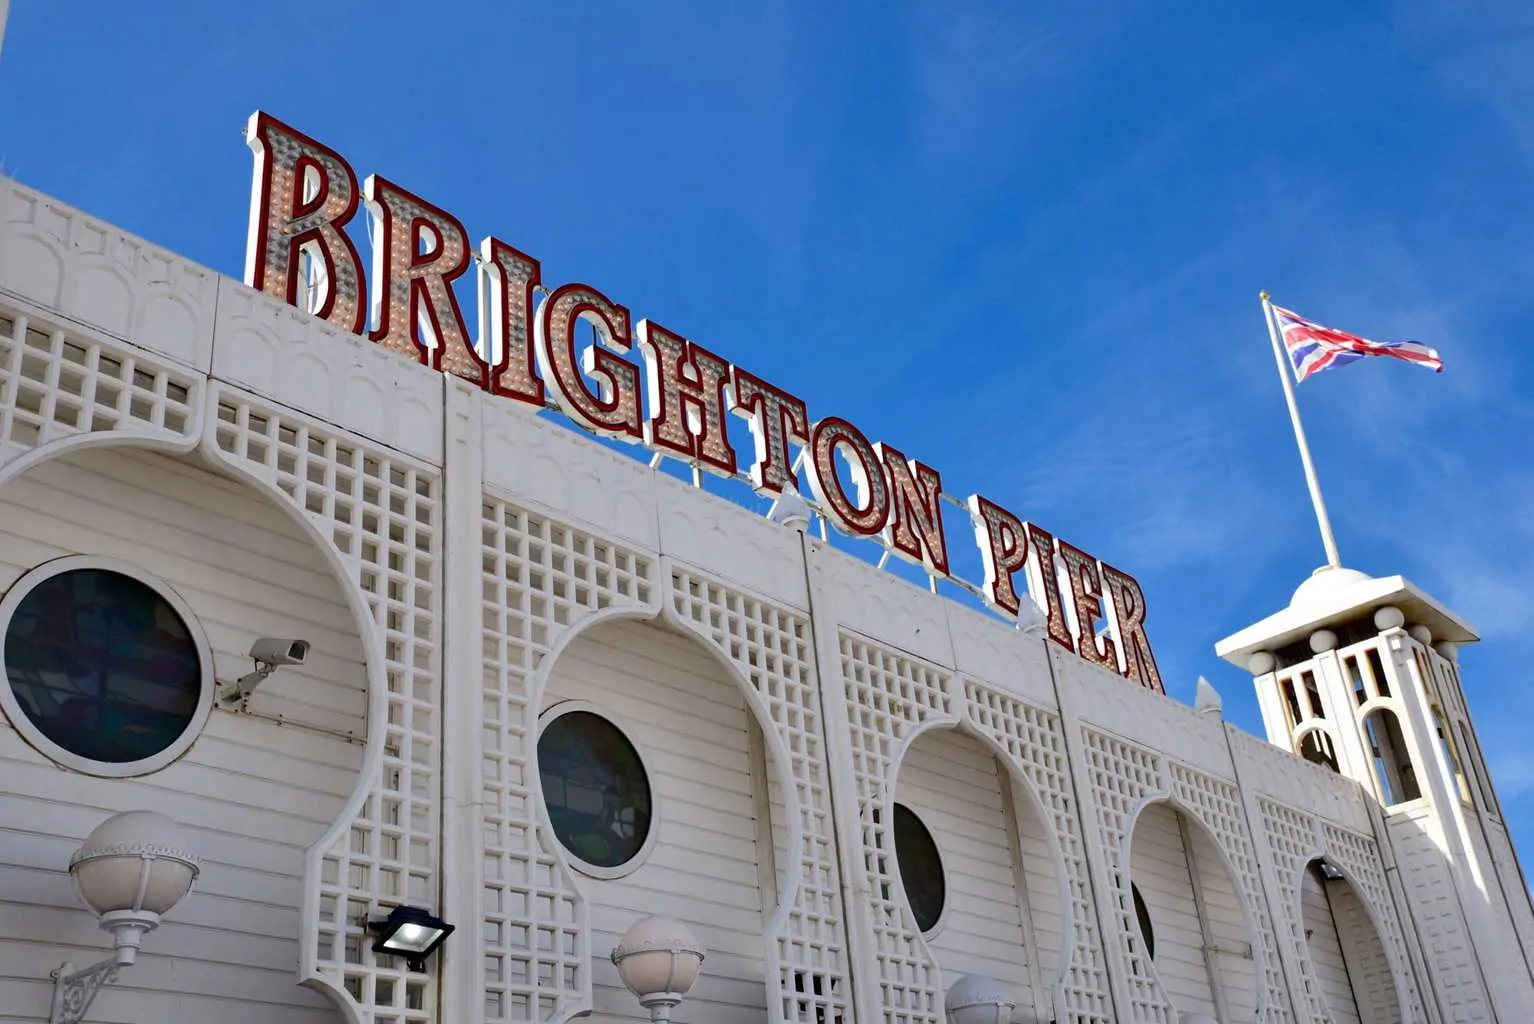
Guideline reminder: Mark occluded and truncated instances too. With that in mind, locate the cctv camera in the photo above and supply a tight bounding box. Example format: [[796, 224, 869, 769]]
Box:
[[216, 638, 312, 710], [249, 638, 310, 667]]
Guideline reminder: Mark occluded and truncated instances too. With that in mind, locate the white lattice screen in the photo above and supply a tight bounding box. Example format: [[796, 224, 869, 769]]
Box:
[[0, 305, 199, 458], [964, 683, 1115, 1024], [671, 568, 850, 1024], [479, 499, 654, 1022], [838, 634, 955, 1024], [1079, 728, 1173, 1023], [1080, 727, 1294, 1023], [210, 390, 441, 1024], [1255, 798, 1332, 1024], [1253, 794, 1425, 1023]]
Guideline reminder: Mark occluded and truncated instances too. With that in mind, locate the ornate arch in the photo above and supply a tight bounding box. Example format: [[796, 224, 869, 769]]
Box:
[[1254, 795, 1425, 1023], [199, 381, 438, 1024], [514, 590, 808, 938], [835, 632, 1094, 1024], [963, 681, 1108, 1024], [665, 561, 851, 1024], [1080, 726, 1288, 1023]]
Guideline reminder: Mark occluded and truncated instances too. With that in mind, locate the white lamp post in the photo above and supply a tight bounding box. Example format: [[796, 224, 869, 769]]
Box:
[[610, 915, 705, 1023], [50, 811, 200, 1024], [945, 974, 1016, 1024]]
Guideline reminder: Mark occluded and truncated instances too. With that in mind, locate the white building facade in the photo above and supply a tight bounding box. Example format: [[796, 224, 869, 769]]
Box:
[[0, 115, 1531, 1024]]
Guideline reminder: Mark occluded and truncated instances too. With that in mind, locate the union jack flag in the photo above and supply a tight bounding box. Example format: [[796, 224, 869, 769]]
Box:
[[1273, 304, 1444, 383]]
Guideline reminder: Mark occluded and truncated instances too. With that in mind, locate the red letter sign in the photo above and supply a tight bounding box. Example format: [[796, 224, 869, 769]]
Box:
[[968, 495, 1029, 616], [535, 284, 643, 440], [806, 417, 890, 536], [878, 444, 949, 577], [637, 320, 737, 475], [732, 369, 809, 496], [244, 111, 366, 335], [478, 238, 546, 407], [1023, 524, 1076, 651], [365, 176, 477, 377], [1058, 539, 1119, 670], [1101, 562, 1164, 692]]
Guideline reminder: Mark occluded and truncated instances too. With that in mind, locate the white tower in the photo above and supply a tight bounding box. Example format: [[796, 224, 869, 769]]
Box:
[[1218, 565, 1534, 1022]]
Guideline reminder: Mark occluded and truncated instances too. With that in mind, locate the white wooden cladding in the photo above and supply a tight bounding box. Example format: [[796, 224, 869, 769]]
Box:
[[0, 445, 368, 1023], [0, 176, 1483, 1024], [538, 619, 770, 1022], [894, 727, 1046, 1019]]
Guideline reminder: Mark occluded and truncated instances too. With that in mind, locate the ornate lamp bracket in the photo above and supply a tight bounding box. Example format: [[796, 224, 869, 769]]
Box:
[[50, 957, 122, 1024]]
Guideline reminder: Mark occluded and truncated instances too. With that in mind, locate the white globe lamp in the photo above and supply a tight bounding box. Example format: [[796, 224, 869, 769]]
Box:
[[610, 915, 705, 1023], [51, 811, 200, 1024], [945, 974, 1016, 1024]]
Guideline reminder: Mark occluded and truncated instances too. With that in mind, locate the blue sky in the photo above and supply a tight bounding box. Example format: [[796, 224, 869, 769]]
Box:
[[3, 3, 1532, 854]]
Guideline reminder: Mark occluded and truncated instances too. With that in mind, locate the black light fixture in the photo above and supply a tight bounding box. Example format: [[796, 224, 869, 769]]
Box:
[[369, 905, 454, 971]]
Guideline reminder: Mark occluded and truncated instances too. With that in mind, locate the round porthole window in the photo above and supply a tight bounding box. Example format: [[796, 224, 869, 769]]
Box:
[[0, 556, 213, 777], [537, 704, 655, 877], [892, 802, 947, 934], [1132, 882, 1156, 960]]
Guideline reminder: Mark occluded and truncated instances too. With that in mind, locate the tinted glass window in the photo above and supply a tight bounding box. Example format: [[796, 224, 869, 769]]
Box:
[[538, 710, 653, 870], [893, 802, 945, 933], [3, 569, 202, 764]]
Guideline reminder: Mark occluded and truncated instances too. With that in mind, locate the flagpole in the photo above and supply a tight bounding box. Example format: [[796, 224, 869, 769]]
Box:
[[1260, 291, 1343, 569]]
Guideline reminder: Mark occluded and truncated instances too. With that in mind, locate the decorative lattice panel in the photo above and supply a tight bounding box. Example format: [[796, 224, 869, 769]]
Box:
[[839, 634, 955, 1024], [1255, 798, 1331, 1024], [480, 500, 654, 1022], [1080, 727, 1171, 1023], [1321, 823, 1427, 1022], [1255, 797, 1427, 1024], [965, 683, 1115, 1024], [210, 393, 440, 1024], [0, 305, 198, 460], [671, 569, 850, 1024], [1167, 763, 1291, 1023]]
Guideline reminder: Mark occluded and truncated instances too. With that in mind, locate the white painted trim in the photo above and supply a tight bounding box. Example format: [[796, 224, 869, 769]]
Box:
[[1042, 642, 1133, 1023], [1223, 723, 1308, 1023], [535, 698, 664, 881], [747, 713, 781, 917], [440, 377, 489, 1024], [0, 553, 217, 777], [996, 765, 1048, 1007]]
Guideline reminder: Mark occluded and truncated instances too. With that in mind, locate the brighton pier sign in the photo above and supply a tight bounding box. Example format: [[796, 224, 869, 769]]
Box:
[[241, 111, 1164, 693]]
